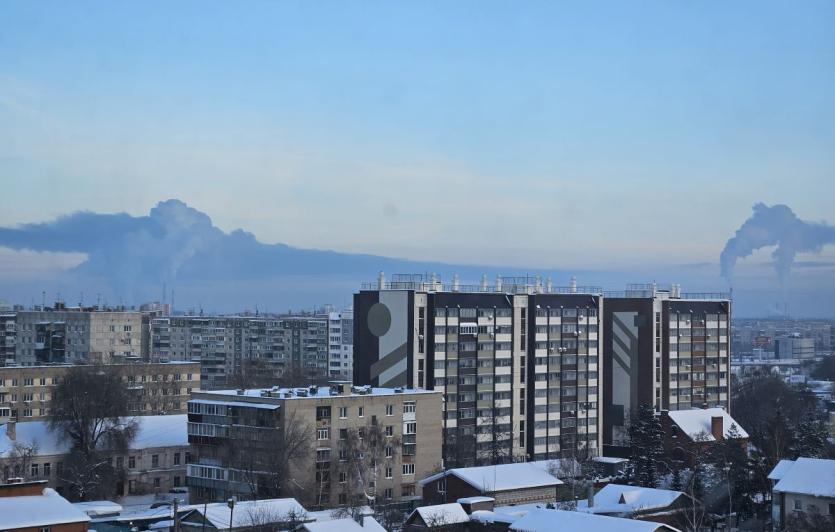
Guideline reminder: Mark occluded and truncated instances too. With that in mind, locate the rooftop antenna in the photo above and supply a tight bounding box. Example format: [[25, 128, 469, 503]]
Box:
[[42, 290, 46, 310], [96, 293, 101, 309], [163, 282, 167, 304], [171, 289, 175, 315], [80, 292, 84, 307]]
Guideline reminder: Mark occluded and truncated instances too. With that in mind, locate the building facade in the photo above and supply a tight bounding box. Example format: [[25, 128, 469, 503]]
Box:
[[328, 310, 354, 379], [774, 335, 816, 360], [10, 307, 144, 365], [0, 314, 15, 366], [0, 362, 199, 424], [152, 313, 352, 389], [354, 273, 603, 466], [602, 284, 731, 450], [186, 384, 442, 508]]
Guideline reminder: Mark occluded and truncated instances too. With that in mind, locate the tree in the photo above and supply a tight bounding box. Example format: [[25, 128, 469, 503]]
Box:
[[810, 355, 835, 380], [49, 365, 137, 500], [333, 422, 401, 512], [7, 441, 39, 481], [475, 405, 514, 465], [627, 404, 665, 488], [707, 423, 756, 524], [226, 409, 313, 502]]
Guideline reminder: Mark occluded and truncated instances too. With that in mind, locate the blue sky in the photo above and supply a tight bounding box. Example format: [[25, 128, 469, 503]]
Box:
[[1, 0, 834, 272]]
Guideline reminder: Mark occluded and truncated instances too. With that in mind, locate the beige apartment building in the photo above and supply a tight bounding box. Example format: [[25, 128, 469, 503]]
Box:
[[187, 383, 442, 508], [12, 307, 145, 365], [0, 362, 200, 423]]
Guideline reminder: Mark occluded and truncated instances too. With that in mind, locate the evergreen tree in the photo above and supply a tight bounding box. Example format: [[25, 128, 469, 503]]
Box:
[[792, 417, 828, 458], [627, 404, 665, 487]]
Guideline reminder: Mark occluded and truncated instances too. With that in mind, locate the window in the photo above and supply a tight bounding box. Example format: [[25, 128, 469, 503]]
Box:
[[129, 456, 135, 469], [154, 477, 161, 488], [24, 378, 33, 386], [339, 428, 348, 440], [31, 463, 39, 477], [829, 503, 835, 515], [339, 493, 347, 504], [385, 404, 394, 416], [39, 378, 46, 386], [43, 463, 50, 476], [404, 422, 416, 434], [318, 428, 330, 440], [39, 528, 51, 532], [339, 406, 348, 418], [358, 406, 364, 417], [402, 463, 415, 476], [403, 401, 416, 414], [339, 472, 347, 483], [384, 488, 393, 500], [173, 453, 180, 465], [794, 499, 802, 510], [385, 446, 393, 458], [385, 466, 393, 479], [152, 455, 159, 468], [174, 476, 181, 486], [402, 484, 415, 497], [316, 406, 331, 421], [385, 426, 394, 437]]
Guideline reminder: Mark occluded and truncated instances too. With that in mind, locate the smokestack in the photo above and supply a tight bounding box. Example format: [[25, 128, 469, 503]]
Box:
[[546, 276, 553, 294], [6, 419, 15, 441], [711, 415, 724, 441], [587, 485, 594, 508], [721, 203, 835, 284]]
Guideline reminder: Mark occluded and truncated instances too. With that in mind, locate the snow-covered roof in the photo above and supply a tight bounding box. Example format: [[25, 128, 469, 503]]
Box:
[[203, 386, 436, 400], [188, 399, 279, 410], [594, 456, 629, 464], [457, 496, 495, 504], [469, 510, 517, 525], [0, 415, 188, 457], [772, 457, 835, 498], [302, 516, 386, 531], [410, 503, 470, 526], [576, 484, 687, 515], [73, 500, 123, 516], [184, 497, 309, 529], [0, 487, 91, 529], [667, 408, 749, 441], [767, 459, 796, 481], [420, 462, 562, 492], [509, 508, 680, 532]]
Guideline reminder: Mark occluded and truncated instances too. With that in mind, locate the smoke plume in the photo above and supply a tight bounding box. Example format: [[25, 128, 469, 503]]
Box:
[[720, 203, 835, 282]]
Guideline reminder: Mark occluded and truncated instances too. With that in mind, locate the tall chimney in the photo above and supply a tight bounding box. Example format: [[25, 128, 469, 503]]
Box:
[[711, 415, 724, 440], [569, 276, 578, 294], [546, 276, 553, 293], [452, 273, 460, 292]]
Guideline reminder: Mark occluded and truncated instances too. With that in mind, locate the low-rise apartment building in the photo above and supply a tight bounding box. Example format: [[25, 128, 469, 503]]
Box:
[[0, 362, 200, 423], [0, 415, 189, 498], [186, 384, 442, 508], [769, 457, 835, 530]]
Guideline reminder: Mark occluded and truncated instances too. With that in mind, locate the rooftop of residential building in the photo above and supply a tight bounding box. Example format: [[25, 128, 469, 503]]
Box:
[[0, 486, 91, 529], [770, 457, 835, 498], [576, 484, 689, 515], [666, 407, 749, 442], [419, 461, 563, 492], [192, 383, 438, 402]]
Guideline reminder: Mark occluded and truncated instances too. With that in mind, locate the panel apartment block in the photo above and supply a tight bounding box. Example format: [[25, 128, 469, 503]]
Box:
[[602, 284, 731, 451], [354, 274, 603, 467]]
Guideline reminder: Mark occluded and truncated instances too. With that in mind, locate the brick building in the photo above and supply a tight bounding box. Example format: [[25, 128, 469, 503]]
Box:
[[0, 481, 90, 532]]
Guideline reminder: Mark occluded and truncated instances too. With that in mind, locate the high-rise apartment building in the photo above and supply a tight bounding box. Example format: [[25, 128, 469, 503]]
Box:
[[186, 384, 442, 507], [354, 273, 603, 467], [152, 312, 351, 389], [601, 284, 731, 451], [328, 309, 353, 379], [0, 314, 15, 366], [12, 306, 144, 365]]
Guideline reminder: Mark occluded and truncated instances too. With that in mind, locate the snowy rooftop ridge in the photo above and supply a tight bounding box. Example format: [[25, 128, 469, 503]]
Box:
[[771, 457, 835, 498], [201, 385, 437, 400], [508, 508, 681, 532], [419, 462, 562, 492], [666, 407, 748, 441], [302, 516, 386, 531], [576, 484, 687, 515], [410, 503, 471, 525], [0, 488, 91, 529], [0, 415, 188, 457], [182, 497, 309, 528]]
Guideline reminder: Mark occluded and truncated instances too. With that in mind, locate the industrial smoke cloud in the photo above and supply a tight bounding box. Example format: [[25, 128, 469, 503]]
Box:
[[720, 203, 835, 283]]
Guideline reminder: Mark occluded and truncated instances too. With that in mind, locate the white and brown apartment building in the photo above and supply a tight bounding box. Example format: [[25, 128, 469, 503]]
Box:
[[354, 273, 603, 467], [0, 362, 200, 424], [186, 383, 442, 508], [601, 284, 731, 452], [0, 415, 189, 498]]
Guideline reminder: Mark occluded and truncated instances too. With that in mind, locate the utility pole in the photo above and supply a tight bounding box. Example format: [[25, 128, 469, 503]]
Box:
[[172, 498, 179, 532]]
